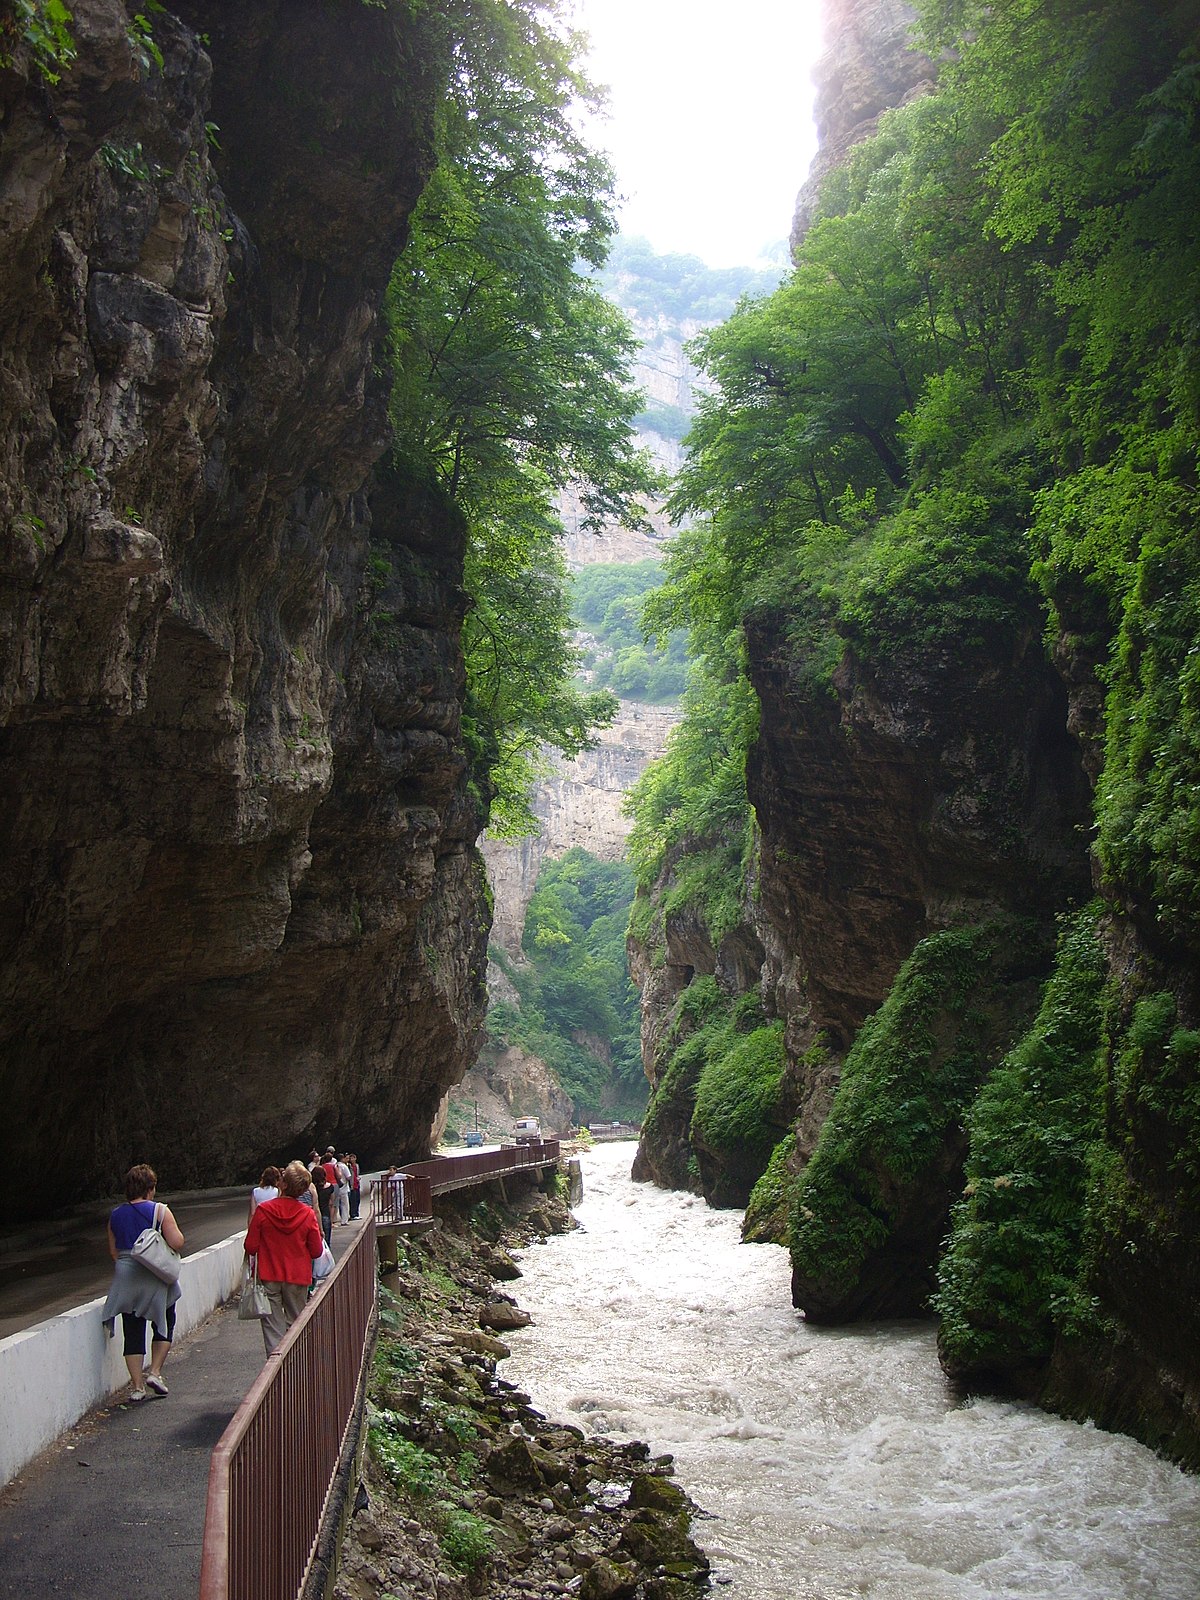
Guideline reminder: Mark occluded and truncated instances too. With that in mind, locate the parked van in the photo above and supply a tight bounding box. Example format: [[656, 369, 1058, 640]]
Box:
[[513, 1116, 542, 1144]]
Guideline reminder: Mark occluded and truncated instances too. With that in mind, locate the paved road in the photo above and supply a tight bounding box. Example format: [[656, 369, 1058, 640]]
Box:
[[0, 1219, 364, 1599], [0, 1190, 257, 1341], [0, 1181, 382, 1341]]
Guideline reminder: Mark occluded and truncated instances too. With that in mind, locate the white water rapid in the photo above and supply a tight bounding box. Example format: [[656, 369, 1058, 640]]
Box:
[[503, 1143, 1200, 1600]]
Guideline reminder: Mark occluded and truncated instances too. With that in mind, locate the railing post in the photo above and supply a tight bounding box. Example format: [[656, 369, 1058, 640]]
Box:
[[199, 1214, 377, 1600]]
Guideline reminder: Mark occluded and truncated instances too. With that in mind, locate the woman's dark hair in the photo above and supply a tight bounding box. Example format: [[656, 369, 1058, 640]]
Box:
[[260, 1165, 283, 1190], [125, 1164, 157, 1201]]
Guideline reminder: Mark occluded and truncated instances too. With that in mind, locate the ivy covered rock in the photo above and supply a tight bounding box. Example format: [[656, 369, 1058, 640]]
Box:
[[789, 920, 1052, 1321]]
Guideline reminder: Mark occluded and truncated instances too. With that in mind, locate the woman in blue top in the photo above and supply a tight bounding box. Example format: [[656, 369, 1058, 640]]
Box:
[[100, 1164, 185, 1401]]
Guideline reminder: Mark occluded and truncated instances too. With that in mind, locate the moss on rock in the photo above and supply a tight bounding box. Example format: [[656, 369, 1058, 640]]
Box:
[[789, 919, 1052, 1320]]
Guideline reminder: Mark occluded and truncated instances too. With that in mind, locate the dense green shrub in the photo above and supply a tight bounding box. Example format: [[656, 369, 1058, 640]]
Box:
[[1110, 992, 1200, 1207], [638, 977, 727, 1160], [743, 1133, 797, 1244], [789, 923, 1036, 1307], [1094, 515, 1200, 953], [934, 908, 1107, 1376], [691, 1022, 785, 1161], [439, 1507, 493, 1571], [838, 488, 1034, 660]]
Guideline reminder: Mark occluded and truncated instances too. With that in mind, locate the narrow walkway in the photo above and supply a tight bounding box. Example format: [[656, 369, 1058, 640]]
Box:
[[0, 1221, 363, 1600]]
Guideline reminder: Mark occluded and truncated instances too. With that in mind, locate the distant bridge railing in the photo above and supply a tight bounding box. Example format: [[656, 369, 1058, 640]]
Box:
[[403, 1139, 560, 1195], [198, 1213, 377, 1600]]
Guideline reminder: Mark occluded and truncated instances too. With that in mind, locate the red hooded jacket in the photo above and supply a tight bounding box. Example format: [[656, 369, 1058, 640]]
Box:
[[245, 1195, 324, 1284]]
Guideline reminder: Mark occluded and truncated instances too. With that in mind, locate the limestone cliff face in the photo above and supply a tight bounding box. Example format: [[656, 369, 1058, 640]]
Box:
[[484, 700, 679, 958], [791, 0, 934, 247], [747, 613, 1091, 1058], [446, 1050, 575, 1144], [0, 0, 488, 1217]]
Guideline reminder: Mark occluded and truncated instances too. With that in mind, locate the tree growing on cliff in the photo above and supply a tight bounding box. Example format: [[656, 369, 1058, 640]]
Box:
[[386, 0, 657, 833]]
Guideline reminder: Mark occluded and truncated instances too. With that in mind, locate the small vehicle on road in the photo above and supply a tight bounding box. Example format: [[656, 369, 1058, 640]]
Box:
[[513, 1116, 541, 1144], [464, 1129, 484, 1147]]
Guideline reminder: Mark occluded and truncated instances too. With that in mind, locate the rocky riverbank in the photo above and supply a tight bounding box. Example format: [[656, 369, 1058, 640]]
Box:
[[336, 1181, 711, 1600]]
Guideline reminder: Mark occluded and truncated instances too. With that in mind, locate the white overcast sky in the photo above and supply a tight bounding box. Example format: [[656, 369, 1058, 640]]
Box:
[[570, 0, 824, 267]]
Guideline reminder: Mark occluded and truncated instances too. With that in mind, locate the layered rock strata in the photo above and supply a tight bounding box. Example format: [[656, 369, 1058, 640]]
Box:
[[0, 0, 487, 1216], [484, 700, 678, 959], [790, 0, 934, 247]]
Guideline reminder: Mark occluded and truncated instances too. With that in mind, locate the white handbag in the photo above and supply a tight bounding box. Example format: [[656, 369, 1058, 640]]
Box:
[[238, 1257, 271, 1320], [130, 1202, 182, 1285]]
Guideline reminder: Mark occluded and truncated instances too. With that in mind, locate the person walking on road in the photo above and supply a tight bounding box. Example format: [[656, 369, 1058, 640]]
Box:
[[243, 1160, 325, 1354], [335, 1152, 351, 1226], [311, 1161, 333, 1246], [101, 1164, 185, 1401]]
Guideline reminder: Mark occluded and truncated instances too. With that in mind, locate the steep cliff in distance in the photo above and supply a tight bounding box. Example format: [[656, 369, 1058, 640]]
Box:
[[790, 0, 933, 246], [0, 0, 489, 1218], [484, 700, 679, 958], [484, 241, 777, 966]]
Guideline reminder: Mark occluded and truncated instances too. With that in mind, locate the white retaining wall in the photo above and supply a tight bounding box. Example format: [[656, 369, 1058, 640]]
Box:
[[0, 1229, 247, 1488]]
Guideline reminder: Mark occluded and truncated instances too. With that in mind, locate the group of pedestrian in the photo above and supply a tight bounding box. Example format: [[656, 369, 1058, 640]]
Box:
[[101, 1147, 366, 1397], [304, 1147, 360, 1242], [243, 1159, 327, 1354]]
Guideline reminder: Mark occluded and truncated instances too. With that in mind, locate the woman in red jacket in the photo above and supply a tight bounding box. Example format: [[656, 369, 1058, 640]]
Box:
[[244, 1160, 325, 1354]]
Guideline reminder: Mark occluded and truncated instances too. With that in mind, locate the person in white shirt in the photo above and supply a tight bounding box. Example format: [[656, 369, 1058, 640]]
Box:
[[335, 1153, 352, 1225]]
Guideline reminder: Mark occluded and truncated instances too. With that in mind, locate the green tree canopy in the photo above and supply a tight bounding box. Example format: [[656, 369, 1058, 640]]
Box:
[[490, 848, 646, 1117], [385, 0, 658, 833]]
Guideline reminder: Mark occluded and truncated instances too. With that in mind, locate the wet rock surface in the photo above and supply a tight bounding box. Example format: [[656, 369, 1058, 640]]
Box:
[[338, 1188, 710, 1600]]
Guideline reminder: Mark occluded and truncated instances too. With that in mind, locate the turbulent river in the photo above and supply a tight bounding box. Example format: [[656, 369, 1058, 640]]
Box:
[[503, 1143, 1200, 1600]]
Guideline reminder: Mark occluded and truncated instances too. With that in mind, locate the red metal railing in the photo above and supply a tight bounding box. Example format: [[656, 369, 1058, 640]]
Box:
[[402, 1140, 561, 1192], [372, 1171, 433, 1225], [198, 1215, 377, 1600], [199, 1142, 560, 1598]]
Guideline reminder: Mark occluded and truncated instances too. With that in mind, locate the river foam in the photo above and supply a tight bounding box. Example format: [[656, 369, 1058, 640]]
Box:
[[503, 1144, 1200, 1600]]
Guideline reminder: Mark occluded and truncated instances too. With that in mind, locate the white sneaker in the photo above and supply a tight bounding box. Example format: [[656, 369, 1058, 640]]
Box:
[[128, 1389, 147, 1402], [146, 1372, 169, 1395]]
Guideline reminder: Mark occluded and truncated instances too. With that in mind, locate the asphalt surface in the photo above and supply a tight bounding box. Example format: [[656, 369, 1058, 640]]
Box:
[[0, 1177, 393, 1340], [0, 1190, 259, 1341], [0, 1218, 364, 1599]]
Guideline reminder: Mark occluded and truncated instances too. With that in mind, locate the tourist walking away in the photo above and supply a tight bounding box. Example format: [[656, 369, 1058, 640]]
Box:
[[296, 1162, 320, 1215], [348, 1153, 361, 1219], [101, 1163, 185, 1401], [243, 1160, 325, 1354], [248, 1164, 282, 1224], [335, 1152, 351, 1225], [311, 1161, 333, 1246], [321, 1146, 340, 1221]]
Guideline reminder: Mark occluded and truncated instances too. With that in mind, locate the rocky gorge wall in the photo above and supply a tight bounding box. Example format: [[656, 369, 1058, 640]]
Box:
[[630, 0, 1200, 1468], [0, 0, 489, 1218]]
